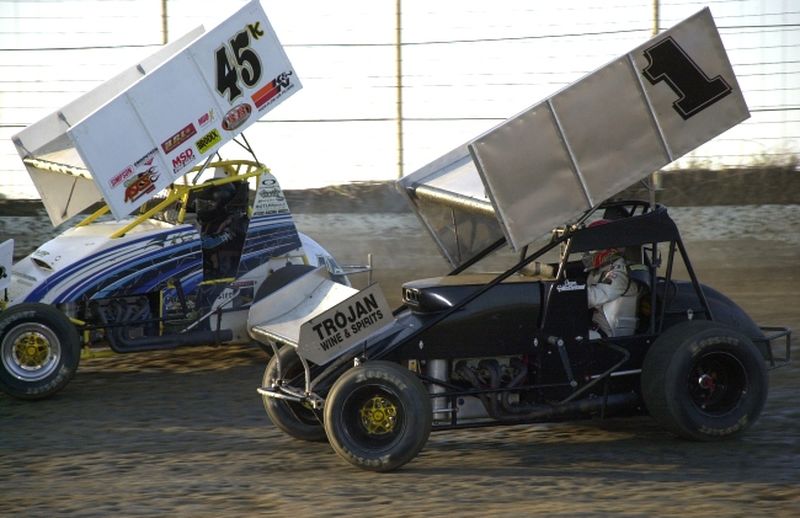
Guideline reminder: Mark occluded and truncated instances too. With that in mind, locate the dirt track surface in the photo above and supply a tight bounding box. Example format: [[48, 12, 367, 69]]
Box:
[[2, 208, 799, 517]]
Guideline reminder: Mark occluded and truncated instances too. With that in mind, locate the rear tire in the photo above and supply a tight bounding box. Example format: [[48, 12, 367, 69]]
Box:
[[0, 303, 81, 400], [324, 361, 431, 472], [262, 346, 326, 442], [641, 320, 767, 441]]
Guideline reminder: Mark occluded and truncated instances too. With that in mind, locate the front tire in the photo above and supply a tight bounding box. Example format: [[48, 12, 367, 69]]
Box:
[[641, 320, 768, 441], [262, 346, 326, 442], [0, 303, 81, 400], [324, 361, 432, 472]]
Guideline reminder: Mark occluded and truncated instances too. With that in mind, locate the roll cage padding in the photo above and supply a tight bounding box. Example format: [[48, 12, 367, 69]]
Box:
[[570, 205, 679, 253]]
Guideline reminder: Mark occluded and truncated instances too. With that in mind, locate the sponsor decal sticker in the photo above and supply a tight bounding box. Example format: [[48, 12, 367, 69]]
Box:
[[556, 280, 586, 292], [124, 168, 159, 203], [134, 148, 158, 169], [172, 147, 195, 174], [161, 123, 197, 154], [222, 103, 252, 131], [298, 284, 395, 365], [251, 71, 294, 110], [198, 109, 215, 128], [110, 165, 134, 189], [252, 175, 289, 216], [195, 128, 222, 154]]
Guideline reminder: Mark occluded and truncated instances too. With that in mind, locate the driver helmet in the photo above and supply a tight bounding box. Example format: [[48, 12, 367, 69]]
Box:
[[195, 183, 237, 222], [582, 219, 623, 271]]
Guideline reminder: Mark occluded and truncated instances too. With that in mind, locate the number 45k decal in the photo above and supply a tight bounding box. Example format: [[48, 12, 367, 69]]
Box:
[[642, 36, 732, 120], [215, 22, 265, 103]]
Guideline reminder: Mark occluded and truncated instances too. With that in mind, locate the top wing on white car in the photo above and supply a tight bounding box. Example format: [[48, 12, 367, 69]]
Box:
[[13, 0, 300, 226], [399, 7, 748, 265]]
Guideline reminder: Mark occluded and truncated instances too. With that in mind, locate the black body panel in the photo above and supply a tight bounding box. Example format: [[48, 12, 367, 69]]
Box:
[[385, 273, 762, 368], [392, 275, 543, 360]]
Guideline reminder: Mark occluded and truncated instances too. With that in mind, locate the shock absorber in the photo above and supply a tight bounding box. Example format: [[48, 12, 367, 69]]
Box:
[[426, 359, 450, 422]]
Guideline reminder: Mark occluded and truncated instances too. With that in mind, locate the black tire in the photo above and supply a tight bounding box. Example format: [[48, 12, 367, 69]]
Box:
[[0, 303, 81, 400], [262, 346, 326, 442], [324, 361, 432, 472], [641, 320, 768, 441]]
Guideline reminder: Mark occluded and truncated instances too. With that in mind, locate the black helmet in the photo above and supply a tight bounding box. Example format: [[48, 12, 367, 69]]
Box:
[[196, 183, 237, 222]]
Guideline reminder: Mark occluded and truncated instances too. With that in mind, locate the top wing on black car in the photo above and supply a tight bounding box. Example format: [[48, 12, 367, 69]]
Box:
[[399, 7, 748, 266]]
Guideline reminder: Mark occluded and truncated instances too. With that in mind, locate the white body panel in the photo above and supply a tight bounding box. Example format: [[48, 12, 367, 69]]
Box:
[[0, 240, 13, 292], [13, 0, 300, 225]]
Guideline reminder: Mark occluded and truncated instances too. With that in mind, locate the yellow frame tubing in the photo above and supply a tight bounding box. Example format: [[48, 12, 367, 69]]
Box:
[[75, 205, 111, 228], [68, 160, 268, 238]]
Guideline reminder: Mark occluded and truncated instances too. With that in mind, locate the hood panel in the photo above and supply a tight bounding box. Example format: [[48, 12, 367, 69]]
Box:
[[10, 219, 196, 304]]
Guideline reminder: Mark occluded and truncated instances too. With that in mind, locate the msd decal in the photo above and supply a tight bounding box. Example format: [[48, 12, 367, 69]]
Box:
[[172, 148, 195, 174], [124, 168, 159, 203], [222, 103, 252, 131], [251, 71, 293, 110], [161, 123, 197, 154]]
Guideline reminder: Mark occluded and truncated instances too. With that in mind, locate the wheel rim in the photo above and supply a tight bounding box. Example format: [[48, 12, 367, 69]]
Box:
[[342, 385, 404, 449], [687, 351, 747, 416], [359, 395, 398, 435], [1, 323, 62, 382]]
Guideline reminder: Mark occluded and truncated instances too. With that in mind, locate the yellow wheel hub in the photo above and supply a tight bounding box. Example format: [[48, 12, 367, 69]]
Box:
[[13, 331, 51, 368], [359, 395, 398, 435]]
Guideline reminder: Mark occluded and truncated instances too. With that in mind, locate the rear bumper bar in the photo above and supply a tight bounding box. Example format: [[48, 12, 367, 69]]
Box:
[[758, 326, 792, 369]]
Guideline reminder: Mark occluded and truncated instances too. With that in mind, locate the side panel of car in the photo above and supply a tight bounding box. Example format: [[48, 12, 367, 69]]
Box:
[[12, 212, 302, 306], [387, 282, 543, 361], [655, 280, 764, 341], [12, 225, 201, 304]]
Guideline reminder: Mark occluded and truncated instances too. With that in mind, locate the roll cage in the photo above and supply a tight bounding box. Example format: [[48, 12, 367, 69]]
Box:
[[69, 159, 268, 239], [287, 199, 790, 404]]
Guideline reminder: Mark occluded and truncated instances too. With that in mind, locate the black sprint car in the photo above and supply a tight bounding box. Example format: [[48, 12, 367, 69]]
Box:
[[253, 10, 792, 471], [255, 200, 791, 471]]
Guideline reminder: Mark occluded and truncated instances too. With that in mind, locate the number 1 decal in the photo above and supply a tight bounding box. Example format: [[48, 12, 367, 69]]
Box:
[[642, 36, 732, 120]]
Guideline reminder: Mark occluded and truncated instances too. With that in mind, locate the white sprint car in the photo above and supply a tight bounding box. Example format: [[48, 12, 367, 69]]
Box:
[[0, 1, 352, 399]]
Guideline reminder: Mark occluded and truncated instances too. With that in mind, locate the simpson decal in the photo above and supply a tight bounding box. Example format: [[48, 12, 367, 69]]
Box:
[[110, 165, 134, 189]]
